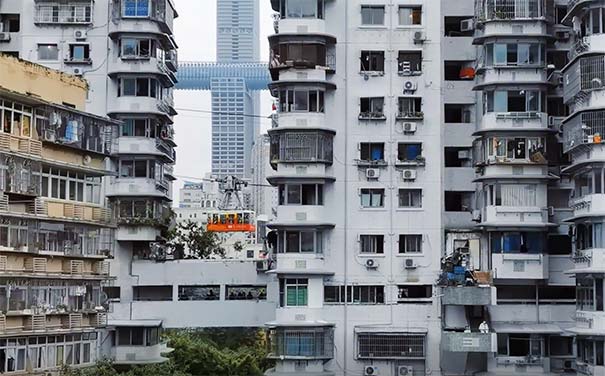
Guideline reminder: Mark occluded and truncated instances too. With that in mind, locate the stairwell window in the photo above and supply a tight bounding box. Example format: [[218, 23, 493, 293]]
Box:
[[361, 5, 385, 25], [280, 278, 308, 307], [360, 51, 385, 73], [398, 189, 422, 208], [360, 234, 384, 254], [398, 6, 422, 25], [123, 0, 150, 17], [399, 234, 422, 254], [277, 230, 323, 254], [360, 188, 385, 208]]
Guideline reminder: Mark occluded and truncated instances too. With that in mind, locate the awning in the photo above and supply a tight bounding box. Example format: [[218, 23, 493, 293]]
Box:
[[108, 319, 163, 328], [267, 269, 335, 276], [354, 326, 428, 334], [491, 323, 563, 334], [265, 320, 334, 328]]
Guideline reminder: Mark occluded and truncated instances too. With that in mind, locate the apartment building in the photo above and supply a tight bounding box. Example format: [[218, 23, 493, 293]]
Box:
[[265, 0, 579, 375], [563, 1, 605, 374], [0, 0, 179, 366], [0, 54, 116, 374], [178, 180, 221, 209]]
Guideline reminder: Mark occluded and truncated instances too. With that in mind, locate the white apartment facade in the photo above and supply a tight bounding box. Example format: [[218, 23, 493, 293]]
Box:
[[266, 0, 581, 376], [0, 0, 179, 366]]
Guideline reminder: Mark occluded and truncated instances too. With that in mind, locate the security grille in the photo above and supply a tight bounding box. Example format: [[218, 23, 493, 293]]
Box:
[[269, 327, 334, 359], [357, 333, 425, 359]]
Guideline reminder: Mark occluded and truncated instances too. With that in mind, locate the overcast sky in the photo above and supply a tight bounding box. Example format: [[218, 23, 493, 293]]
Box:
[[171, 0, 274, 204]]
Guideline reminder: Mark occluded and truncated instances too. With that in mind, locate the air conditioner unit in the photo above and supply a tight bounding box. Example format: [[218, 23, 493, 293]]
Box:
[[256, 260, 269, 272], [397, 366, 414, 376], [404, 258, 416, 269], [365, 258, 378, 269], [403, 80, 418, 93], [458, 150, 470, 159], [72, 68, 83, 76], [364, 365, 379, 375], [402, 169, 416, 181], [366, 168, 380, 179], [413, 31, 426, 44], [0, 33, 10, 42], [74, 30, 87, 40], [403, 122, 417, 133], [460, 18, 474, 32]]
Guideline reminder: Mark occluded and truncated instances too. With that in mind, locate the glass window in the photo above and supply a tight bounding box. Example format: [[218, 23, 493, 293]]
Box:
[[399, 6, 422, 25], [399, 234, 422, 253], [284, 278, 308, 306], [360, 188, 384, 208], [38, 44, 59, 60], [360, 234, 384, 254], [361, 5, 385, 25], [399, 189, 422, 208]]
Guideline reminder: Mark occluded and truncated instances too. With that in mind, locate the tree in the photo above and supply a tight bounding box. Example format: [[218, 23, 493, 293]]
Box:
[[166, 220, 225, 259]]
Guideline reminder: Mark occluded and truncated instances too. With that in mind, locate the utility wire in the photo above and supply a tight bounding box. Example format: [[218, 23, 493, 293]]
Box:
[[176, 107, 273, 119], [174, 174, 274, 188]]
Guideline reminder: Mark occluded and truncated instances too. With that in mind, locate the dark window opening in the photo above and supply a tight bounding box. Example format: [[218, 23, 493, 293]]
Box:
[[397, 285, 432, 302], [397, 143, 422, 161], [103, 286, 121, 300], [398, 51, 422, 74], [444, 60, 475, 80], [133, 285, 172, 301], [547, 50, 568, 70], [69, 44, 90, 61], [360, 143, 385, 161], [444, 16, 474, 37], [445, 191, 473, 212], [360, 97, 385, 118], [445, 147, 472, 167], [547, 234, 572, 255], [0, 14, 20, 32], [445, 104, 472, 123], [547, 97, 568, 117], [360, 51, 385, 72], [178, 285, 220, 301]]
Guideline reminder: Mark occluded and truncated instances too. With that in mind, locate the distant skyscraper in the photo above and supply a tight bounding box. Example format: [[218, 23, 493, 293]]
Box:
[[211, 0, 260, 178]]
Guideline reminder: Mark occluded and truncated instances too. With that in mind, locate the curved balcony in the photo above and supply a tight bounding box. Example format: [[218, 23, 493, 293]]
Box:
[[568, 194, 605, 222], [269, 34, 336, 81], [108, 96, 175, 120], [563, 54, 605, 107], [105, 177, 170, 199], [275, 205, 333, 226], [275, 112, 326, 129], [109, 0, 176, 36], [477, 111, 551, 134], [268, 128, 335, 168], [474, 0, 549, 44], [476, 67, 548, 88], [108, 57, 177, 87], [118, 137, 175, 162], [572, 248, 605, 272], [480, 205, 552, 228], [571, 310, 605, 336]]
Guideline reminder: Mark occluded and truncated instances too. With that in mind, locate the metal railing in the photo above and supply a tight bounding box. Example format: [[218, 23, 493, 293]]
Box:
[[270, 131, 334, 164], [34, 3, 93, 24], [269, 327, 334, 359], [477, 0, 545, 21], [563, 110, 605, 152]]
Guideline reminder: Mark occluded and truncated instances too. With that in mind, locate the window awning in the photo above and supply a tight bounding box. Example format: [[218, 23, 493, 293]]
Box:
[[354, 326, 428, 334], [491, 322, 563, 334], [108, 319, 163, 328]]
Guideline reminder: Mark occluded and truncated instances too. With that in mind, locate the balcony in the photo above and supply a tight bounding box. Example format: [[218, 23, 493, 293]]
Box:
[[116, 225, 161, 241], [268, 326, 334, 360], [396, 111, 424, 121], [476, 67, 548, 87], [441, 286, 496, 305], [109, 0, 176, 35], [563, 110, 605, 153], [441, 332, 497, 352], [109, 58, 177, 87], [492, 253, 549, 279], [106, 177, 170, 198], [35, 198, 113, 225], [117, 137, 175, 162], [275, 205, 331, 225], [573, 311, 605, 335], [481, 205, 550, 227], [269, 129, 334, 168], [569, 194, 605, 220], [476, 0, 546, 21], [108, 96, 175, 119], [34, 3, 93, 25], [112, 342, 171, 365], [564, 54, 605, 103], [478, 112, 549, 133]]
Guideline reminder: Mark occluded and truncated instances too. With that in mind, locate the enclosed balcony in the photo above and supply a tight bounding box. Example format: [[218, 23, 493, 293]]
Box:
[[563, 109, 605, 153], [474, 0, 549, 43], [267, 325, 334, 360], [478, 89, 550, 132], [111, 321, 171, 365], [109, 0, 177, 35], [489, 232, 549, 279], [441, 331, 497, 352], [563, 54, 605, 104], [118, 137, 175, 162], [269, 128, 334, 169], [34, 1, 93, 25], [106, 177, 170, 198], [271, 0, 334, 35], [269, 35, 336, 81]]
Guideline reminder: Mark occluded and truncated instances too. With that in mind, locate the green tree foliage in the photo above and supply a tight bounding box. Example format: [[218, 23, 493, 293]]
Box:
[[166, 220, 225, 259]]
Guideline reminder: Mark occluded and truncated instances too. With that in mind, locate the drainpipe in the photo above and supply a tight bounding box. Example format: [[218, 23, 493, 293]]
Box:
[[343, 1, 349, 375], [388, 0, 395, 330]]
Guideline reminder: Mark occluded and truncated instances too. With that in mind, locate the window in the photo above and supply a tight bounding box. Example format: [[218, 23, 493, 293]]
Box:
[[359, 143, 385, 162], [279, 0, 324, 19], [121, 118, 158, 137], [484, 90, 545, 113], [277, 90, 324, 113], [178, 285, 220, 301], [361, 5, 385, 25], [399, 234, 422, 253], [445, 147, 472, 167], [118, 78, 158, 98], [280, 278, 308, 307], [484, 183, 537, 207], [119, 159, 156, 178], [116, 327, 158, 346], [277, 230, 323, 254], [398, 51, 422, 74], [0, 14, 20, 32], [485, 43, 544, 67], [445, 191, 473, 212], [132, 286, 172, 301], [444, 104, 472, 123], [490, 232, 545, 254], [398, 189, 422, 208], [38, 44, 59, 60], [486, 136, 545, 162], [0, 100, 33, 138], [123, 0, 150, 17], [68, 44, 90, 61], [360, 189, 385, 208], [358, 333, 425, 358], [398, 97, 422, 118], [278, 184, 323, 205], [397, 285, 432, 302], [360, 51, 385, 72], [359, 98, 385, 118], [271, 43, 327, 68], [398, 6, 422, 25], [360, 235, 384, 254], [397, 143, 422, 162], [324, 285, 384, 304], [41, 168, 100, 204], [497, 334, 544, 357], [268, 327, 334, 359], [444, 60, 475, 81], [121, 38, 153, 58], [225, 285, 267, 300]]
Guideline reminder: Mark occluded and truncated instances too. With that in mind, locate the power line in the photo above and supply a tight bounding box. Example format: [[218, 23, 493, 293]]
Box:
[[176, 107, 273, 119], [174, 174, 274, 188]]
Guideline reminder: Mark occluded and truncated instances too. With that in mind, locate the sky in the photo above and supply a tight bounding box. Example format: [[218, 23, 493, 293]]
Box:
[[171, 0, 274, 205]]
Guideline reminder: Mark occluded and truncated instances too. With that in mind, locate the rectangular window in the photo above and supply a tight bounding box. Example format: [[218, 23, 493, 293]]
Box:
[[38, 44, 59, 60], [123, 0, 150, 17], [398, 189, 422, 208], [398, 51, 422, 74], [225, 285, 267, 300], [360, 97, 385, 118], [281, 278, 308, 307], [397, 143, 422, 161], [399, 234, 422, 253], [69, 44, 90, 61], [177, 285, 220, 301], [361, 5, 385, 25], [397, 285, 432, 302], [398, 6, 422, 25], [360, 234, 384, 254], [360, 51, 385, 72], [360, 188, 385, 208], [324, 285, 384, 304], [359, 143, 385, 161], [279, 230, 323, 254]]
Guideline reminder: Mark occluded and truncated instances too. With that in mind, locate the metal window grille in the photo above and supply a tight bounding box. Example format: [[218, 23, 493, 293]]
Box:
[[479, 0, 544, 20], [270, 131, 334, 164], [269, 327, 334, 359], [580, 56, 605, 91], [35, 4, 92, 24], [357, 333, 425, 359]]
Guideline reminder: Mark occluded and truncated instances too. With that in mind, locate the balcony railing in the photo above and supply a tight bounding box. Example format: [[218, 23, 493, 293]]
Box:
[[155, 138, 175, 161], [476, 0, 546, 21], [268, 326, 334, 360], [563, 110, 605, 152], [564, 54, 604, 102], [269, 130, 334, 166], [34, 3, 93, 24]]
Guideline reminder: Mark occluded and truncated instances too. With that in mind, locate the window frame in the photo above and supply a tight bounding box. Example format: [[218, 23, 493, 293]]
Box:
[[360, 188, 385, 208]]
